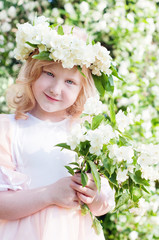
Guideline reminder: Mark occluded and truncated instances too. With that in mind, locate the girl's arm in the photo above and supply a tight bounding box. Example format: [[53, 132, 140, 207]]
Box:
[[0, 177, 79, 221], [0, 186, 50, 220], [71, 174, 115, 216]]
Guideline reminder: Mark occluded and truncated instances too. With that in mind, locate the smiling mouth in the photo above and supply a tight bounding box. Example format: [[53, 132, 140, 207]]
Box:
[[44, 93, 60, 102]]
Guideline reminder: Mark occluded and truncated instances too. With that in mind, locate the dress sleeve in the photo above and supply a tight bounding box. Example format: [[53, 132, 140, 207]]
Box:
[[0, 114, 30, 191]]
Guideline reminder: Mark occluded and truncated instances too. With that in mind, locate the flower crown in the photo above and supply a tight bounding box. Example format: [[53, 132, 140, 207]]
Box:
[[14, 16, 112, 77]]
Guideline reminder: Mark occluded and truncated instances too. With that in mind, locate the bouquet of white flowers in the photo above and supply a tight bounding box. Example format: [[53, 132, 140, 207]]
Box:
[[57, 93, 159, 234]]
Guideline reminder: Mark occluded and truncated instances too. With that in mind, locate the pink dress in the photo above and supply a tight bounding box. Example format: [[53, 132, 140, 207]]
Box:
[[0, 113, 115, 240]]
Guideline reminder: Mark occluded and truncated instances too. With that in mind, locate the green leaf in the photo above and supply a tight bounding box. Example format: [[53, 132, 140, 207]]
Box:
[[114, 192, 129, 210], [103, 171, 118, 187], [83, 120, 91, 130], [49, 23, 58, 29], [110, 63, 124, 81], [77, 66, 86, 78], [129, 170, 150, 186], [71, 26, 74, 34], [32, 51, 51, 61], [79, 141, 90, 155], [81, 203, 89, 216], [92, 217, 103, 235], [92, 74, 105, 97], [141, 185, 150, 194], [106, 75, 114, 93], [88, 160, 101, 192], [103, 157, 115, 176], [69, 162, 79, 166], [25, 41, 38, 48], [100, 73, 114, 94], [119, 135, 129, 146], [92, 72, 114, 96], [81, 171, 88, 187], [109, 98, 116, 125], [57, 25, 64, 35], [122, 132, 133, 141], [92, 115, 104, 130], [56, 143, 71, 150], [65, 166, 75, 175]]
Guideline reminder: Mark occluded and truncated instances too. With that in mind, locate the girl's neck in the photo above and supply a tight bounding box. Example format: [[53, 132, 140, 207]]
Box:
[[29, 108, 69, 123]]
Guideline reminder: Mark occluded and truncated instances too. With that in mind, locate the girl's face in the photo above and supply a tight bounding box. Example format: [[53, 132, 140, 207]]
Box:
[[31, 62, 83, 121]]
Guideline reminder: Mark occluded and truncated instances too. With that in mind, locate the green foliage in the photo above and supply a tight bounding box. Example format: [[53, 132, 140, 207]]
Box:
[[57, 25, 64, 35], [92, 115, 104, 130], [32, 51, 52, 60], [88, 160, 101, 192]]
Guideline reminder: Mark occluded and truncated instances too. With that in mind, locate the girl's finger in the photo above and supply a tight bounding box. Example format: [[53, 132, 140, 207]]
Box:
[[70, 182, 96, 198], [71, 175, 97, 190], [74, 173, 94, 182], [76, 192, 94, 205]]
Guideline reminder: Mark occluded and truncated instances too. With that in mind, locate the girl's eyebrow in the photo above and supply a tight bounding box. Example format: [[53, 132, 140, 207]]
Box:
[[43, 66, 56, 71]]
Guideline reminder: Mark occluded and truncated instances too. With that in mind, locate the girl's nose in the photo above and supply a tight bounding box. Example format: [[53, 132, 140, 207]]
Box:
[[50, 81, 62, 95]]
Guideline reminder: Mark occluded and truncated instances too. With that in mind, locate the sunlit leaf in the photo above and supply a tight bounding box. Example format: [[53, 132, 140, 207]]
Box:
[[92, 115, 104, 130], [88, 160, 101, 192], [32, 51, 51, 60]]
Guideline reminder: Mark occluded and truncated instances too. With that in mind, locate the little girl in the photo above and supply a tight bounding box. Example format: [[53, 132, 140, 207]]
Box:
[[0, 17, 115, 240]]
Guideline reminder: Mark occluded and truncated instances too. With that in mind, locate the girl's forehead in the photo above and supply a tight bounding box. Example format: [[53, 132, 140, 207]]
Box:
[[43, 62, 79, 75]]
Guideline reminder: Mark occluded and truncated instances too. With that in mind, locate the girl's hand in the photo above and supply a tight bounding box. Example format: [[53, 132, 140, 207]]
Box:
[[70, 173, 97, 205], [46, 177, 80, 209]]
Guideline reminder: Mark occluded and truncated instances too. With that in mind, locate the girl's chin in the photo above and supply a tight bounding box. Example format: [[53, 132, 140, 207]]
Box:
[[40, 107, 66, 115]]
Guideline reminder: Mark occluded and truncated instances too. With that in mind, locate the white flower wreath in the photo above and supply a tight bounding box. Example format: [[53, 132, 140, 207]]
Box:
[[14, 16, 112, 77]]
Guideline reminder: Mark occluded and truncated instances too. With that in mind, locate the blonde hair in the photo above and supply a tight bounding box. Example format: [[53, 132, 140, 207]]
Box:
[[6, 54, 96, 120]]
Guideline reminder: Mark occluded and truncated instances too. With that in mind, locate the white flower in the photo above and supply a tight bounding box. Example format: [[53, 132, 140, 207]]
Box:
[[116, 169, 128, 184], [140, 166, 159, 181], [137, 153, 152, 167], [67, 124, 86, 150], [108, 145, 134, 164], [0, 10, 7, 20], [1, 22, 11, 32], [83, 95, 103, 115], [8, 6, 16, 18], [0, 1, 4, 9], [98, 124, 115, 143], [79, 1, 89, 15], [137, 143, 159, 164], [52, 8, 59, 18], [92, 11, 102, 21], [151, 85, 159, 95], [116, 110, 133, 132], [117, 94, 139, 108], [86, 129, 104, 156], [129, 198, 149, 216], [89, 145, 102, 156], [129, 231, 138, 240], [85, 123, 115, 156], [141, 106, 157, 121], [97, 2, 107, 11], [76, 156, 84, 167], [151, 216, 159, 227], [64, 3, 76, 17], [0, 35, 4, 45]]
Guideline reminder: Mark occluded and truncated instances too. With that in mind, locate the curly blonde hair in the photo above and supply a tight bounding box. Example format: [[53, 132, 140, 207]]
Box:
[[6, 53, 96, 120]]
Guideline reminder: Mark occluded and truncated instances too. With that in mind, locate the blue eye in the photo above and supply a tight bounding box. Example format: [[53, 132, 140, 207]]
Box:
[[46, 72, 54, 77], [66, 80, 74, 85]]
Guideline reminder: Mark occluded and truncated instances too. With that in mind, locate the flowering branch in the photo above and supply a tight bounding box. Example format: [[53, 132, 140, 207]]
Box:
[[56, 94, 159, 234]]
